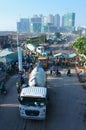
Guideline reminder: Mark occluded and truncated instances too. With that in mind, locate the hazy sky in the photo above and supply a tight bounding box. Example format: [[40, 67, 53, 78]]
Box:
[[0, 0, 86, 31]]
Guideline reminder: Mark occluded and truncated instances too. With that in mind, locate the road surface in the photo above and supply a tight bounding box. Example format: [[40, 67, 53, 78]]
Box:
[[0, 39, 86, 130], [0, 67, 86, 130]]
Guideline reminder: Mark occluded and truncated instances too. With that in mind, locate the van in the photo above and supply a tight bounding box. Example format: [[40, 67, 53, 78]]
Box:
[[36, 46, 44, 55]]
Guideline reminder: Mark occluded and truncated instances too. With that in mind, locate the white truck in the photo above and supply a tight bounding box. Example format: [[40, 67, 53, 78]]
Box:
[[26, 44, 44, 55], [18, 65, 47, 120], [36, 46, 44, 55], [29, 65, 47, 87], [26, 44, 36, 53]]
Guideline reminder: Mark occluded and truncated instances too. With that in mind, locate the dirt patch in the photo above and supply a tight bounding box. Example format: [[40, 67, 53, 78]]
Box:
[[75, 66, 86, 90]]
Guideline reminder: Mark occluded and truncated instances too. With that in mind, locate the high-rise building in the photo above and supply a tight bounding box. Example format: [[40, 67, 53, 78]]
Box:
[[30, 23, 41, 33], [54, 14, 60, 29], [30, 15, 42, 33], [30, 15, 42, 23], [17, 18, 30, 33], [47, 14, 54, 24], [62, 12, 75, 31], [42, 14, 60, 33]]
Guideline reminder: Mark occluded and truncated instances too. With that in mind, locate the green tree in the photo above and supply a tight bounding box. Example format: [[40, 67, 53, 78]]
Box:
[[55, 32, 61, 38], [72, 36, 86, 53]]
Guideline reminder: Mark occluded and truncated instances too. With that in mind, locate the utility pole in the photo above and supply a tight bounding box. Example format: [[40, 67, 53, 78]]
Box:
[[47, 23, 50, 40], [17, 33, 23, 77]]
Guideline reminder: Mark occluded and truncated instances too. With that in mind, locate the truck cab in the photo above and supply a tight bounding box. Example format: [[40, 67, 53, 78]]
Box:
[[18, 86, 47, 120]]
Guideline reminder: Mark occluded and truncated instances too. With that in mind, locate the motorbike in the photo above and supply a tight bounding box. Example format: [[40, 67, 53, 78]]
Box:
[[67, 69, 72, 76], [53, 70, 61, 77], [55, 71, 61, 76], [0, 87, 7, 95]]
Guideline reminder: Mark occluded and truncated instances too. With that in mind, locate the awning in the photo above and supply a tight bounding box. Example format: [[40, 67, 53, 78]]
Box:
[[68, 53, 77, 58], [0, 48, 13, 57], [54, 53, 69, 58]]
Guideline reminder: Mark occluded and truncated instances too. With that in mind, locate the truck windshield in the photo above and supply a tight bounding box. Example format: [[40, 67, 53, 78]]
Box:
[[19, 97, 46, 107]]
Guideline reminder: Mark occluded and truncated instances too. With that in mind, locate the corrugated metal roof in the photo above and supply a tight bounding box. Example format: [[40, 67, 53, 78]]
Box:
[[0, 31, 15, 36], [0, 48, 13, 57], [20, 87, 47, 98], [54, 53, 77, 59], [54, 53, 69, 58], [68, 53, 76, 58]]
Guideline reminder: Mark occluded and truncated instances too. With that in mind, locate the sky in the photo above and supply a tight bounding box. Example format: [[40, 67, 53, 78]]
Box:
[[0, 0, 86, 31]]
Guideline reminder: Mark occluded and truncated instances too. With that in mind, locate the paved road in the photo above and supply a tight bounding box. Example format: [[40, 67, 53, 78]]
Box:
[[0, 68, 86, 130], [47, 68, 86, 130], [0, 40, 86, 130]]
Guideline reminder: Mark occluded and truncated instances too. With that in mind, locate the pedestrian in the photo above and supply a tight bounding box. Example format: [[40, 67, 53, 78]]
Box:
[[65, 59, 69, 66], [55, 67, 59, 74], [16, 82, 21, 94], [79, 70, 84, 77], [50, 49, 52, 56], [29, 63, 33, 73], [50, 66, 53, 75], [67, 68, 71, 76], [57, 58, 60, 66], [20, 77, 25, 85]]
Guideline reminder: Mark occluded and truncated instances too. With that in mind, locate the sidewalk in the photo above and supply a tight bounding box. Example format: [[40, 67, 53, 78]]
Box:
[[0, 71, 6, 83], [75, 65, 86, 90]]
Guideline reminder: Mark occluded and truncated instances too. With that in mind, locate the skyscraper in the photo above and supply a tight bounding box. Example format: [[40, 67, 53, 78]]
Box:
[[54, 14, 60, 29], [17, 18, 30, 33], [62, 12, 75, 31], [47, 14, 54, 24], [30, 15, 42, 23], [30, 15, 42, 33]]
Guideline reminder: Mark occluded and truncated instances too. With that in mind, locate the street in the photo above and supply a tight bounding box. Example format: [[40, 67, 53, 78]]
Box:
[[1, 40, 86, 130], [47, 68, 86, 130], [0, 67, 86, 130]]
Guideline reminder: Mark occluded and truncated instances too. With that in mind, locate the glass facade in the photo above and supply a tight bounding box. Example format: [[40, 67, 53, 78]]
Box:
[[16, 13, 75, 33], [17, 18, 30, 33], [62, 13, 75, 31], [30, 23, 41, 33], [62, 13, 75, 27]]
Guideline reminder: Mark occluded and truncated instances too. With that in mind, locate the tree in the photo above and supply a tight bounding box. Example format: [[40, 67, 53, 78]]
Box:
[[72, 36, 86, 54], [55, 32, 61, 38]]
